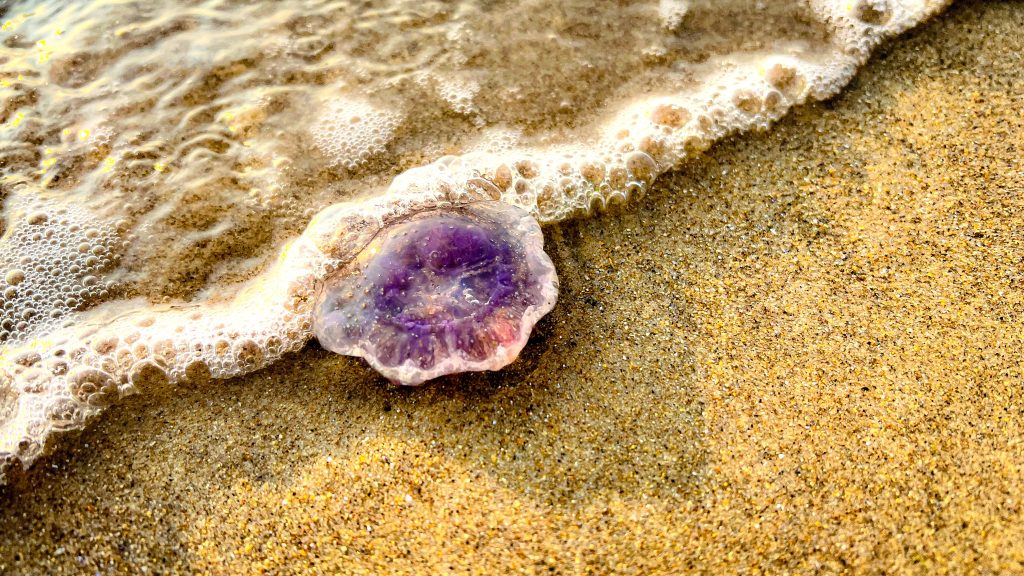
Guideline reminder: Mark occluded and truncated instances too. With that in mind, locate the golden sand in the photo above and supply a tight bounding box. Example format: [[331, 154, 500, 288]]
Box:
[[2, 1, 1023, 573]]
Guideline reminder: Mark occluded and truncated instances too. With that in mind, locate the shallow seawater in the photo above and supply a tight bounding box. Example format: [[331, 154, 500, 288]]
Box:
[[0, 0, 947, 480]]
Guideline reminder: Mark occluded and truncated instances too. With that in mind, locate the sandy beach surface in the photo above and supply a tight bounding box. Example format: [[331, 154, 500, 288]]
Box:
[[2, 1, 1023, 573]]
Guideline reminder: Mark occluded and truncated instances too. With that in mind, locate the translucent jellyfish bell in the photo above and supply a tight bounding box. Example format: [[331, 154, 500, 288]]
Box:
[[313, 201, 558, 385]]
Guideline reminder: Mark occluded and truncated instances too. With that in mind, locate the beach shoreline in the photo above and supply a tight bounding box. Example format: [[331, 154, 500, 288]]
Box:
[[3, 1, 1024, 573]]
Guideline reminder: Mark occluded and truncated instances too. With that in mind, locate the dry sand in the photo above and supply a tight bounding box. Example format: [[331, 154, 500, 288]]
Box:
[[2, 1, 1023, 573]]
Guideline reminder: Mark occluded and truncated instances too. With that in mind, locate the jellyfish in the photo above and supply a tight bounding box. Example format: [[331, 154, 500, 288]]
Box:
[[312, 201, 558, 385]]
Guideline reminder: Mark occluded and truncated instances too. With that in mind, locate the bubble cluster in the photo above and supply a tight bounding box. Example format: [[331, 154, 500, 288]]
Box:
[[809, 0, 946, 57], [311, 97, 402, 171], [435, 75, 481, 116], [0, 193, 122, 345], [0, 250, 316, 479]]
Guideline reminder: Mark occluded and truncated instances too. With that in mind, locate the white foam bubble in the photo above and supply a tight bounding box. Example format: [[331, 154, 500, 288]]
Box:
[[311, 96, 403, 171], [0, 188, 122, 346], [659, 0, 691, 31], [435, 74, 481, 116]]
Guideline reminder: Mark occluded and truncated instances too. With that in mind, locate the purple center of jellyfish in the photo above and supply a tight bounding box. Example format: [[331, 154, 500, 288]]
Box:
[[376, 218, 518, 334], [314, 206, 555, 384]]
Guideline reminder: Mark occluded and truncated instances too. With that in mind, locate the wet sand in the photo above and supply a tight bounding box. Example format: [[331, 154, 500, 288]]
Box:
[[2, 1, 1023, 573]]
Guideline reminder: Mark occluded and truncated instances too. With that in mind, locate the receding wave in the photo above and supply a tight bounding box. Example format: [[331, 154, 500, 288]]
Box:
[[0, 0, 949, 481]]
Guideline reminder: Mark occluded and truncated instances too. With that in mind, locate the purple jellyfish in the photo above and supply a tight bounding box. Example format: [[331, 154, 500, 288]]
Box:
[[313, 201, 558, 385]]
